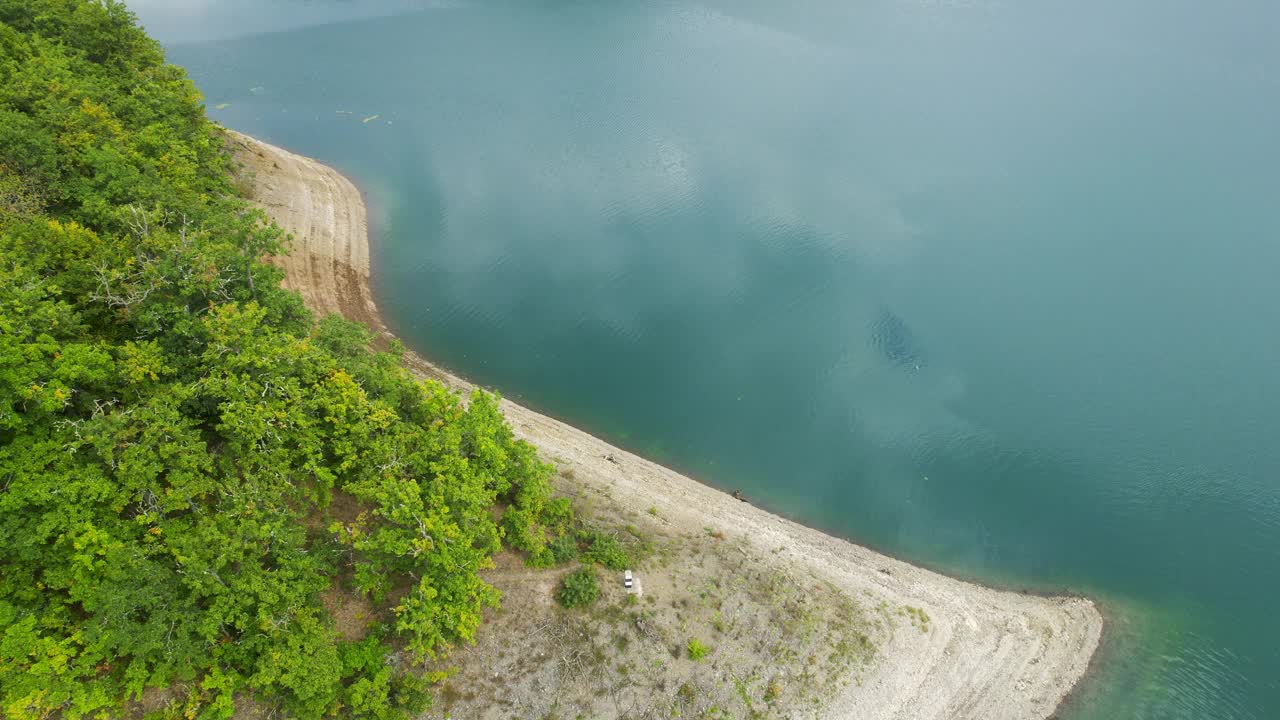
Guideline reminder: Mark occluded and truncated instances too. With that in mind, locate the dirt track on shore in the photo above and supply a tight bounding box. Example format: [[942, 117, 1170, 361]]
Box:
[[230, 129, 1103, 720]]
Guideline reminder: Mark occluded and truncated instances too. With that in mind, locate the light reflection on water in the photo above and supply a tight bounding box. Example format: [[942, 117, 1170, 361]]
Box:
[[155, 0, 1280, 716]]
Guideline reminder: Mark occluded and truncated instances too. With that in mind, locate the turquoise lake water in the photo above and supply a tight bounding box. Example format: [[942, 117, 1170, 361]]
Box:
[[151, 0, 1280, 716]]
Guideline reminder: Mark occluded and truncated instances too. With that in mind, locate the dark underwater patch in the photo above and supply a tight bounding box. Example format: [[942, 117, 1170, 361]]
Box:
[[871, 307, 924, 369]]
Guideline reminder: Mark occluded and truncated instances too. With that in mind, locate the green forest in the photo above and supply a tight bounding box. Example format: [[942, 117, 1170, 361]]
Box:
[[0, 2, 576, 717]]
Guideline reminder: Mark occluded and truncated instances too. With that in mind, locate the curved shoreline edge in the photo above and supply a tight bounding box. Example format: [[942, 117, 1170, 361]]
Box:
[[228, 129, 1103, 720]]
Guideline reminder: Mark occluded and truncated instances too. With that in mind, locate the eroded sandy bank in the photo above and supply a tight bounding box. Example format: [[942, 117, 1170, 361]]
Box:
[[229, 129, 1102, 720]]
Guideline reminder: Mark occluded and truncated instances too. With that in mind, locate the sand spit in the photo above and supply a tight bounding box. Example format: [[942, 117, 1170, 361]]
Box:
[[229, 130, 1102, 720]]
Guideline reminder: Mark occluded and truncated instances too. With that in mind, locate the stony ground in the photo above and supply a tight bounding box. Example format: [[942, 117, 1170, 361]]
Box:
[[420, 472, 882, 720]]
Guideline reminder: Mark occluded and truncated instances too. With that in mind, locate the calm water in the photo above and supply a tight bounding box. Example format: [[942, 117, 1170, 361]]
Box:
[[152, 0, 1280, 716]]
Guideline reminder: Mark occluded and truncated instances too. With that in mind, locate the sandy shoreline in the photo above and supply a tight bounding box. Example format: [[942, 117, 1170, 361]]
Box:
[[229, 129, 1103, 720]]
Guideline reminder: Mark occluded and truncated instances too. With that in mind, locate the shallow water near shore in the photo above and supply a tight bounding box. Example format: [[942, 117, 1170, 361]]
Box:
[[155, 0, 1280, 716]]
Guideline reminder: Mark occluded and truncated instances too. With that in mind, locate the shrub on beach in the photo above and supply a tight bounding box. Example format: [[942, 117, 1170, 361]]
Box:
[[687, 638, 711, 661], [548, 532, 580, 564], [557, 568, 601, 608], [527, 532, 578, 568], [579, 528, 630, 570]]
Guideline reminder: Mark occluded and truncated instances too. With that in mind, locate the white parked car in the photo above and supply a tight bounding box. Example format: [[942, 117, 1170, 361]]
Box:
[[623, 570, 634, 589]]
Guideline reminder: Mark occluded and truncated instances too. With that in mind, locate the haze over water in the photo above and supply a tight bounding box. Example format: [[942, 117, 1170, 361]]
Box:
[[150, 0, 1280, 716]]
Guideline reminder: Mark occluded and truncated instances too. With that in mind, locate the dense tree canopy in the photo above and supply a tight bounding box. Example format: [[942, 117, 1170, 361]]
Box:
[[0, 2, 562, 717]]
